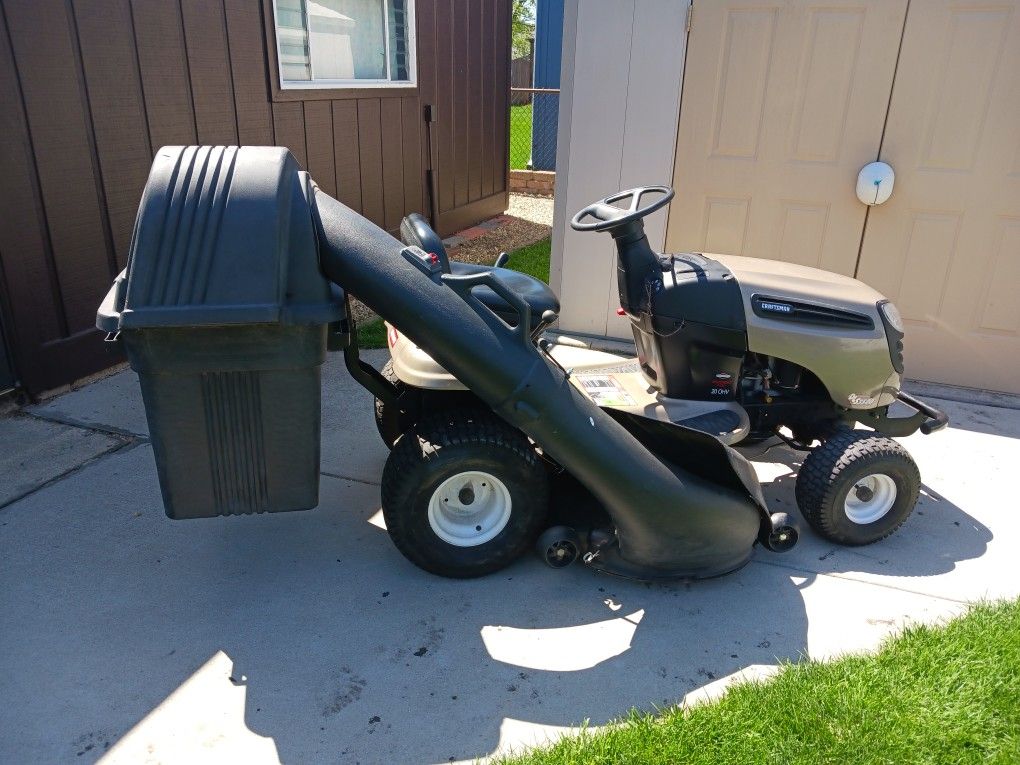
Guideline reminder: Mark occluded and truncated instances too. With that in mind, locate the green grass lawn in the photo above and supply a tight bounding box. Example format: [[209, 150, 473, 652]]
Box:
[[357, 237, 551, 348], [502, 237, 551, 282], [498, 599, 1020, 765], [510, 103, 533, 170], [356, 315, 387, 348]]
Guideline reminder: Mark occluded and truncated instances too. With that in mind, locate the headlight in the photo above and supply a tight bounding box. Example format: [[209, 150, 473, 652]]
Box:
[[877, 300, 905, 374], [878, 301, 904, 333]]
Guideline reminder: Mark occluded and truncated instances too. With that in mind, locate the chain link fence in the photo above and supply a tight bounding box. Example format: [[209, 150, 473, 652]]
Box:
[[509, 87, 560, 177]]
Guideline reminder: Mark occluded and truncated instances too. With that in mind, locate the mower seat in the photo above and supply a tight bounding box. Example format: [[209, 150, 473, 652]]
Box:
[[399, 213, 559, 329]]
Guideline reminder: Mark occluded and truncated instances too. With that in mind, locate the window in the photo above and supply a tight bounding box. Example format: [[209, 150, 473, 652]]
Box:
[[274, 0, 415, 88]]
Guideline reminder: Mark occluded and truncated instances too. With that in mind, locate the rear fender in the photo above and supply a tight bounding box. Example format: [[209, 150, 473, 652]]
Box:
[[387, 323, 469, 390], [387, 324, 630, 391]]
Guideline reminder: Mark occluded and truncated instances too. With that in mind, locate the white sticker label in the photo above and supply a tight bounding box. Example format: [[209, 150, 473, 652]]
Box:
[[848, 393, 877, 407], [576, 375, 636, 406]]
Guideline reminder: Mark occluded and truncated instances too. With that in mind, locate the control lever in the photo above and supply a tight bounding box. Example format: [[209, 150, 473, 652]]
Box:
[[530, 309, 559, 342], [537, 337, 571, 380], [494, 252, 510, 268]]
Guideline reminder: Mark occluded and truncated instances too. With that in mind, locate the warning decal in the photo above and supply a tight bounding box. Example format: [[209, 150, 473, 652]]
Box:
[[575, 374, 636, 406]]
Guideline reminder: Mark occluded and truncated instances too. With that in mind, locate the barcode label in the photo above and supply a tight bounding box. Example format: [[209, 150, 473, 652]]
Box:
[[574, 375, 636, 406]]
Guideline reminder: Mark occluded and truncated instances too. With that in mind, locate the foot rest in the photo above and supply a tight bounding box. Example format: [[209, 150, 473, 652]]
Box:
[[675, 409, 744, 438]]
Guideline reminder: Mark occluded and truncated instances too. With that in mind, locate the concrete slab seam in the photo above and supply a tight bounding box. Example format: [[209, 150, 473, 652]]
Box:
[[0, 437, 142, 512], [750, 558, 976, 606]]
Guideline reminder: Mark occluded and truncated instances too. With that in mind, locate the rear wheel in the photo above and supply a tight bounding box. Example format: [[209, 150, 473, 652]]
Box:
[[795, 429, 920, 545], [381, 411, 549, 578]]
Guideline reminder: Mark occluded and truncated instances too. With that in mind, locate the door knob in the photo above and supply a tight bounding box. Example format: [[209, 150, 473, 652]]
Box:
[[857, 162, 894, 205]]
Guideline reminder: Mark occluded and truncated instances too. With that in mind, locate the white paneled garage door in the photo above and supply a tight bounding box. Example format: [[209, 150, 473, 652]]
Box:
[[664, 0, 1020, 393]]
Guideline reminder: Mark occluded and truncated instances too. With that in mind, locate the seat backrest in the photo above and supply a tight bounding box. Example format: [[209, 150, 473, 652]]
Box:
[[399, 213, 450, 273]]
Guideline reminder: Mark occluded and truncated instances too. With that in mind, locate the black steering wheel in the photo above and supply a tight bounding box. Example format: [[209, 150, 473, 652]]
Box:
[[570, 186, 675, 232]]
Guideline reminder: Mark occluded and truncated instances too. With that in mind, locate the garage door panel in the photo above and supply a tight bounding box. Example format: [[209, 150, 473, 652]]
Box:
[[709, 8, 778, 159], [883, 211, 961, 326], [787, 8, 866, 164], [702, 196, 751, 254], [856, 0, 1020, 393], [975, 217, 1020, 335], [668, 0, 907, 272], [775, 201, 831, 269], [917, 7, 1011, 172]]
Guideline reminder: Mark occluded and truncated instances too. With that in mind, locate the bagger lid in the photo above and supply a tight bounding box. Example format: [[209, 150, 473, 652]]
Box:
[[97, 145, 343, 332]]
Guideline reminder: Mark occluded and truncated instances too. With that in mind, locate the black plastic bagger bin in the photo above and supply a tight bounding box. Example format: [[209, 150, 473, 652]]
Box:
[[97, 145, 344, 519]]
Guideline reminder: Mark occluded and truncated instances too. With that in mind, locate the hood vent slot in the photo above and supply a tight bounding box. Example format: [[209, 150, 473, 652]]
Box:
[[751, 294, 874, 330]]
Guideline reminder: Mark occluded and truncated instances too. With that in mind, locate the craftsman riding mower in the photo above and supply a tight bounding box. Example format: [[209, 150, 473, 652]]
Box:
[[98, 147, 946, 583]]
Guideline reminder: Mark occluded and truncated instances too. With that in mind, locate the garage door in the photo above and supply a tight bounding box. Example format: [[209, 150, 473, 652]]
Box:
[[666, 0, 907, 273], [855, 1, 1020, 394], [667, 0, 1020, 393]]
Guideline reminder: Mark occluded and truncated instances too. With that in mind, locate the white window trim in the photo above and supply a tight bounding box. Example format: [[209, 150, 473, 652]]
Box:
[[272, 0, 417, 90]]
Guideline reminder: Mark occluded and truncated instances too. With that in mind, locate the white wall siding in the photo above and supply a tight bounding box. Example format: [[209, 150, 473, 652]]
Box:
[[551, 0, 689, 338]]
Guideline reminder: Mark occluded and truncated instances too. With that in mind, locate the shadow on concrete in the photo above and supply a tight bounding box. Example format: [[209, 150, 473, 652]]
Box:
[[0, 431, 992, 764], [233, 452, 988, 763]]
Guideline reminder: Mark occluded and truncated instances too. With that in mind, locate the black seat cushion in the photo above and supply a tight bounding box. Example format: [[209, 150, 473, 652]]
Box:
[[449, 261, 559, 329], [399, 213, 559, 330]]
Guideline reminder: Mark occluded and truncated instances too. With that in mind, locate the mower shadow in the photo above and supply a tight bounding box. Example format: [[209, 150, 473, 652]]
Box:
[[230, 452, 989, 764]]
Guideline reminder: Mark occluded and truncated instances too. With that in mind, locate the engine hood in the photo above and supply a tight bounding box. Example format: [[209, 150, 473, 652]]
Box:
[[712, 254, 887, 309], [708, 253, 900, 409]]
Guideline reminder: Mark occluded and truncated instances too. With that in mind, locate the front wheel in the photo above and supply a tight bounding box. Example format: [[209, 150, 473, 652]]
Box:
[[381, 411, 549, 578], [795, 430, 920, 545]]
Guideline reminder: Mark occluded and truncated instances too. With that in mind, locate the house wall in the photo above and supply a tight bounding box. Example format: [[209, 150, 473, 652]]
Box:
[[550, 0, 689, 337], [0, 0, 509, 395]]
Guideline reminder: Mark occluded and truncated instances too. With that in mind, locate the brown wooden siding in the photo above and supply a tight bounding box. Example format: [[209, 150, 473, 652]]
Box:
[[0, 0, 510, 395]]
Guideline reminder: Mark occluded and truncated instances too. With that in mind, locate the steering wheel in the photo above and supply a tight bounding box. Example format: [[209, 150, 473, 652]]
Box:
[[570, 186, 675, 232]]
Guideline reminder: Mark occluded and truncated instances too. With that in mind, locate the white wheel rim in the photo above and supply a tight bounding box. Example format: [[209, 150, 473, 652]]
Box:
[[843, 473, 898, 525], [427, 471, 512, 547]]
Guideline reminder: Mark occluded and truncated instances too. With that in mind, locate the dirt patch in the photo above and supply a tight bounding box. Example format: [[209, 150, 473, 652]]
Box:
[[446, 215, 550, 267]]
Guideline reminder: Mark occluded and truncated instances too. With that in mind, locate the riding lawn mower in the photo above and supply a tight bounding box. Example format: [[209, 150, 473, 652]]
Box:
[[97, 146, 946, 582]]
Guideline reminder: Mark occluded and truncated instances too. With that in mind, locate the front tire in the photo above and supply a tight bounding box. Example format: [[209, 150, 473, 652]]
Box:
[[381, 411, 549, 578], [795, 429, 920, 545]]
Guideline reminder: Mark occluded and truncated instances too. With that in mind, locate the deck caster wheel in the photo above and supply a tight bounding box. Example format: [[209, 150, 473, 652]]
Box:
[[536, 526, 582, 569], [796, 429, 921, 545], [761, 511, 798, 553]]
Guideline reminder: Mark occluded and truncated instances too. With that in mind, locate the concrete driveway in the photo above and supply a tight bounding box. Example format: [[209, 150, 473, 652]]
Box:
[[1, 350, 1017, 764]]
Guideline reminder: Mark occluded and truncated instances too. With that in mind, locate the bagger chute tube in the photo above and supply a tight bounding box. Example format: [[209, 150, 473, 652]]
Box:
[[98, 146, 944, 581]]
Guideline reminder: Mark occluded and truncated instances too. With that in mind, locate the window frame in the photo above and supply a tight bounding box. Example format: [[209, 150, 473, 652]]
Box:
[[270, 0, 417, 92]]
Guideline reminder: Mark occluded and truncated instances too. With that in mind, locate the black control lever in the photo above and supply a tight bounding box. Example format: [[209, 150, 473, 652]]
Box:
[[537, 337, 571, 380], [530, 309, 558, 342], [494, 252, 509, 268]]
